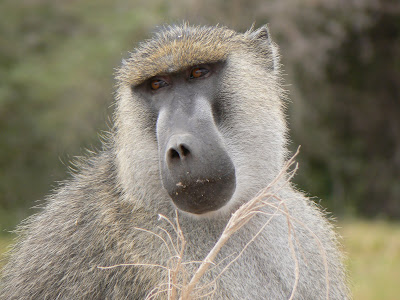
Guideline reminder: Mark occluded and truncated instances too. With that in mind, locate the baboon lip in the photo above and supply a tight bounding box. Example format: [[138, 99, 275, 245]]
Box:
[[167, 172, 236, 214]]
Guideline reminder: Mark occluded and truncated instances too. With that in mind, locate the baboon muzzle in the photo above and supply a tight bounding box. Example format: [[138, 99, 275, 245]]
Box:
[[160, 133, 236, 214]]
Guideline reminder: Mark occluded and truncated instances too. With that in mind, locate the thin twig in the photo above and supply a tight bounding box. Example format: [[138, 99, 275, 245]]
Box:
[[180, 148, 300, 299], [98, 263, 169, 271], [263, 198, 330, 299], [133, 226, 174, 257]]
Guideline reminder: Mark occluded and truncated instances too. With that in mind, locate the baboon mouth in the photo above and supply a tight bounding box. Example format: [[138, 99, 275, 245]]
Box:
[[166, 172, 236, 214]]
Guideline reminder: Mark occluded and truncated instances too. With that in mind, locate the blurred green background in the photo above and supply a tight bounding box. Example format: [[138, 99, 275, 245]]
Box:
[[0, 0, 399, 299]]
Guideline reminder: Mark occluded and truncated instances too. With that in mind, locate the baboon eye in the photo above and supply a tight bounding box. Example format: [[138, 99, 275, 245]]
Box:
[[189, 67, 209, 79], [150, 79, 168, 90]]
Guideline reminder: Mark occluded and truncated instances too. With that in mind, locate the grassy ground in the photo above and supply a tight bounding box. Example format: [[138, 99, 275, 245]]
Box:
[[339, 220, 400, 300], [0, 235, 13, 269], [1, 220, 399, 298]]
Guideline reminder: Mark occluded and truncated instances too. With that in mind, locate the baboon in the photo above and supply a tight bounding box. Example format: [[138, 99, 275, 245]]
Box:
[[0, 24, 349, 299]]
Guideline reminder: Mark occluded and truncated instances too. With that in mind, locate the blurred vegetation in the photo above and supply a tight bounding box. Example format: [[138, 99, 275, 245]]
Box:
[[0, 0, 399, 233]]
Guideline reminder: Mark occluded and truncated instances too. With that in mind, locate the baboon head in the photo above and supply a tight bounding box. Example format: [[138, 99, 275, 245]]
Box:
[[114, 24, 286, 216]]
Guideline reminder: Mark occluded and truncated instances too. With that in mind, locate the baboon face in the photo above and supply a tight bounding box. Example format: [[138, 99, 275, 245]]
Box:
[[116, 25, 285, 216], [134, 63, 236, 214]]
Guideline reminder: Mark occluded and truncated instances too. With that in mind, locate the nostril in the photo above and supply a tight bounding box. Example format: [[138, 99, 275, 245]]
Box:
[[167, 144, 191, 163], [179, 144, 190, 157], [169, 148, 181, 160]]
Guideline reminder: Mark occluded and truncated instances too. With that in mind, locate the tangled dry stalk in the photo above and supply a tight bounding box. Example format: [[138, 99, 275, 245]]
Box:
[[99, 148, 330, 299]]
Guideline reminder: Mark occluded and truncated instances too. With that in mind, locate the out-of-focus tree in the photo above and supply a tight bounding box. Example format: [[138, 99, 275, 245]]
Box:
[[314, 3, 400, 218], [0, 0, 159, 229]]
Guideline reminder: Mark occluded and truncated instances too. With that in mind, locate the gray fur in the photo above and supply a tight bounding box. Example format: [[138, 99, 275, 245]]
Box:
[[0, 24, 349, 299]]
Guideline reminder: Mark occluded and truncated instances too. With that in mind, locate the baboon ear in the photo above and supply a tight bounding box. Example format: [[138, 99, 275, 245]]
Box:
[[248, 24, 279, 73], [248, 24, 272, 43]]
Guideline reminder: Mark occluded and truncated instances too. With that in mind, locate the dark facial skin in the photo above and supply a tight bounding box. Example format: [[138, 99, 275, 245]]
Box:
[[134, 63, 236, 214]]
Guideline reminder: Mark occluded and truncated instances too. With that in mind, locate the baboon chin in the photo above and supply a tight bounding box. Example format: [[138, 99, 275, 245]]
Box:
[[0, 24, 349, 299]]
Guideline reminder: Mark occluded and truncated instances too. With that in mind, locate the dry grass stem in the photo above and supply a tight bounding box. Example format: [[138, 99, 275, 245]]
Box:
[[180, 148, 301, 299], [98, 147, 330, 300], [262, 199, 331, 300]]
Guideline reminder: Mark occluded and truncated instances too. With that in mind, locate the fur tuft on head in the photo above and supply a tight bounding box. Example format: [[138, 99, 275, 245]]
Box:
[[116, 23, 278, 87]]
